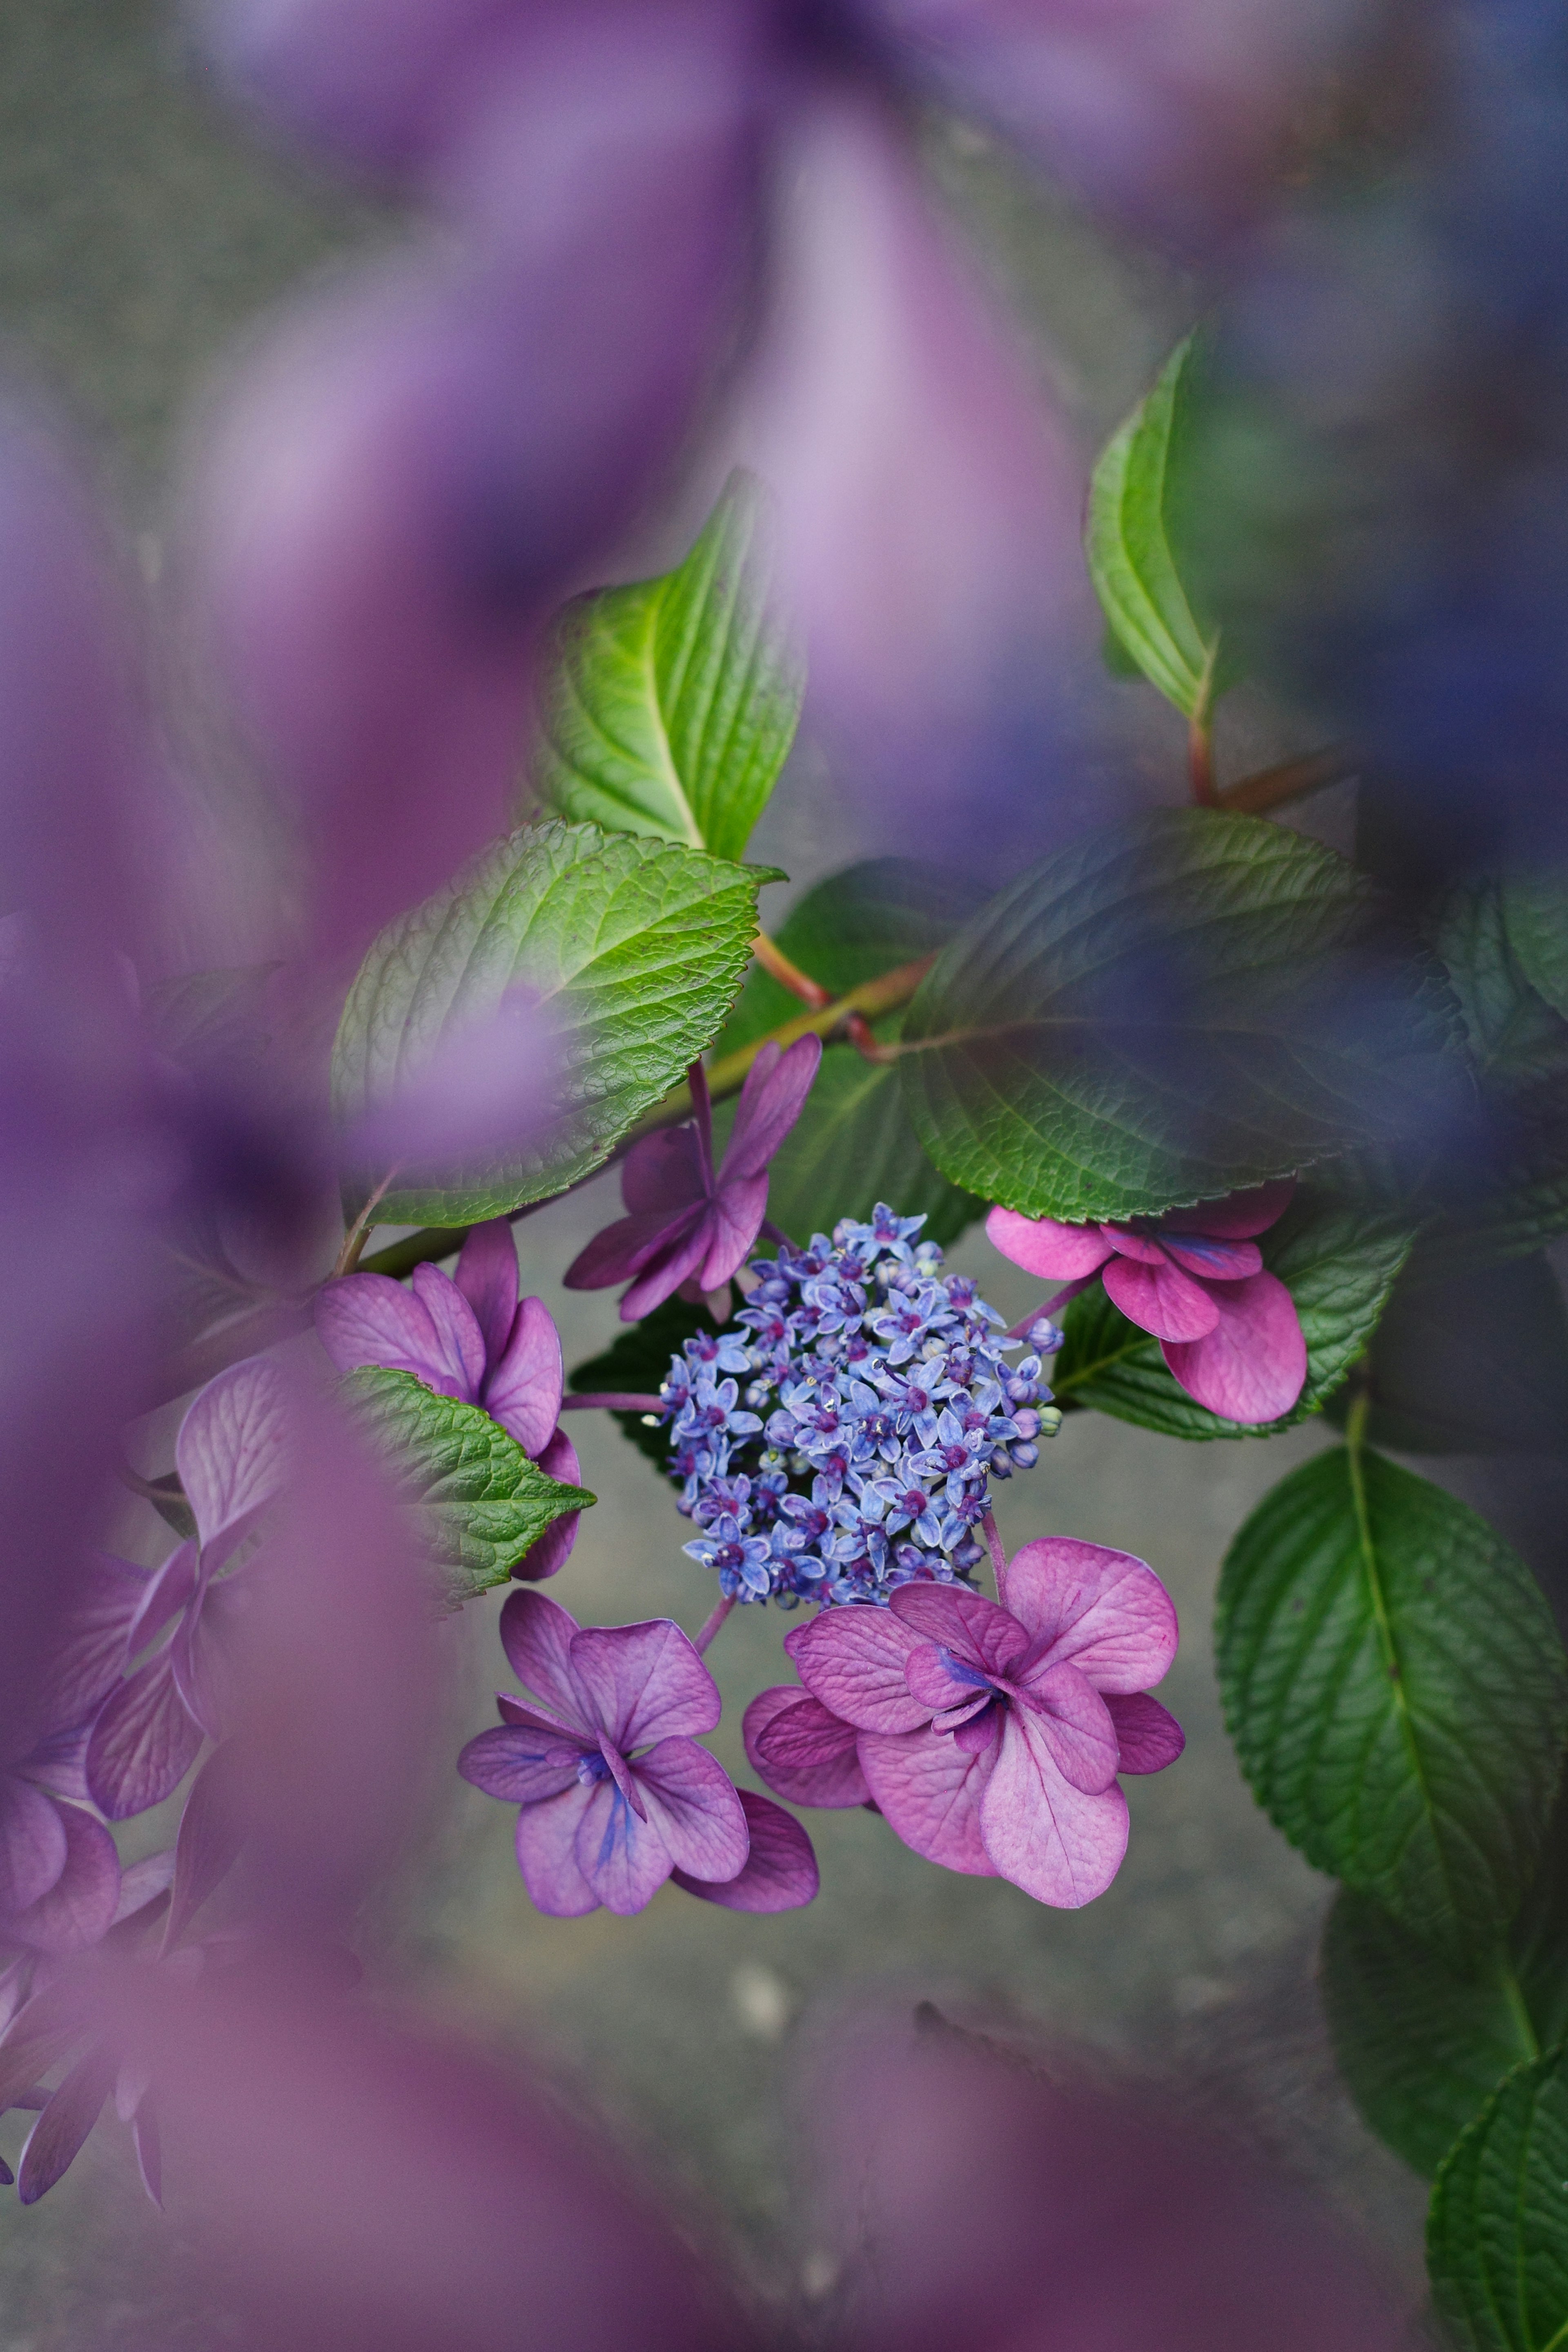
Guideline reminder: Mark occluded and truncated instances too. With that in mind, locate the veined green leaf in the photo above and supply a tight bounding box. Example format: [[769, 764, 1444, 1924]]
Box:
[[343, 1367, 594, 1608], [1504, 871, 1568, 1027], [1428, 2046, 1568, 2350], [332, 818, 776, 1227], [1437, 883, 1568, 1092], [530, 470, 803, 862], [1049, 1189, 1414, 1438], [898, 810, 1464, 1223], [1216, 1444, 1567, 1963], [1085, 334, 1234, 722]]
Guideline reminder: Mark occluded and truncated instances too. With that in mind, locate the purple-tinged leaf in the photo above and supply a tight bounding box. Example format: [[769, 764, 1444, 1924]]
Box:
[[634, 1737, 748, 1886], [568, 1619, 721, 1751], [674, 1790, 818, 1912]]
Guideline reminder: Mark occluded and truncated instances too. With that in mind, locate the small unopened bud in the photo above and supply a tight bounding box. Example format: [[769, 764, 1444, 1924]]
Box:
[[1009, 1441, 1039, 1468], [1038, 1407, 1063, 1438], [1029, 1317, 1064, 1353]]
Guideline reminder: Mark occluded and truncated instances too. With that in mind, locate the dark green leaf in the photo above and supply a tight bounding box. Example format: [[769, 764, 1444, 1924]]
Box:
[[568, 1294, 712, 1468], [1321, 1253, 1568, 1455], [1216, 1445, 1568, 1962], [716, 860, 982, 1247], [1428, 2045, 1568, 2350], [1437, 884, 1568, 1091], [898, 810, 1464, 1222], [1504, 871, 1568, 1026], [343, 1367, 594, 1607], [1323, 1799, 1568, 2180], [1085, 334, 1236, 721], [1049, 1189, 1415, 1438], [332, 818, 776, 1227], [530, 470, 804, 862]]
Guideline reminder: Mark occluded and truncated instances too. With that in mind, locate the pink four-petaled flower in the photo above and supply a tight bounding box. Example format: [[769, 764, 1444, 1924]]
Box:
[[987, 1180, 1307, 1424], [315, 1216, 581, 1577], [460, 1590, 816, 1917], [746, 1539, 1183, 1909], [564, 1037, 822, 1320]]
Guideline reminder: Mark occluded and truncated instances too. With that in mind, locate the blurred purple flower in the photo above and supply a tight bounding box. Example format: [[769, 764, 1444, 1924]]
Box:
[[87, 1356, 290, 1821], [458, 1589, 760, 1915], [316, 1216, 581, 1578], [752, 1537, 1182, 1905], [564, 1038, 822, 1321], [987, 1181, 1307, 1424]]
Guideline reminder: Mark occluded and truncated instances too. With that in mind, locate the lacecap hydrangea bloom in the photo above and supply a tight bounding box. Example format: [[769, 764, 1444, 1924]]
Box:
[[662, 1207, 1061, 1609]]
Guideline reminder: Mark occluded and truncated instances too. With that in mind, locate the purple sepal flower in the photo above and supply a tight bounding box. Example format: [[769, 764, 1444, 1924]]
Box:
[[753, 1539, 1183, 1909], [670, 1788, 818, 1913], [987, 1181, 1307, 1425], [315, 1216, 581, 1578], [565, 1038, 822, 1321], [86, 1356, 291, 1822], [458, 1590, 750, 1917]]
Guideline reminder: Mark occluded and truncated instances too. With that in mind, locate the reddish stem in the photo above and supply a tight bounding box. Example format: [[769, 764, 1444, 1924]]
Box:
[[844, 1012, 900, 1066], [751, 929, 833, 1011], [1005, 1275, 1095, 1341], [693, 1593, 736, 1655], [1188, 716, 1217, 807]]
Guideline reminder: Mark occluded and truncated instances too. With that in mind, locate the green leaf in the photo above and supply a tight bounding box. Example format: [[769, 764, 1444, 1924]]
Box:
[[715, 860, 982, 1247], [1216, 1444, 1568, 1963], [1428, 2046, 1568, 2350], [1085, 334, 1235, 722], [342, 1367, 594, 1607], [567, 1293, 713, 1469], [1049, 1189, 1415, 1439], [1437, 884, 1568, 1092], [1504, 871, 1568, 1025], [530, 470, 804, 862], [898, 810, 1465, 1223], [1321, 1253, 1568, 1455], [1323, 1801, 1568, 2180], [332, 818, 777, 1227]]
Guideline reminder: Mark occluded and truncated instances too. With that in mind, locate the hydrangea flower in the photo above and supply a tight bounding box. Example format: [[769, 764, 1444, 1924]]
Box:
[[316, 1216, 581, 1577], [745, 1539, 1183, 1909], [987, 1181, 1307, 1425], [564, 1038, 822, 1322], [660, 1207, 1060, 1608], [86, 1357, 290, 1821], [459, 1590, 815, 1917]]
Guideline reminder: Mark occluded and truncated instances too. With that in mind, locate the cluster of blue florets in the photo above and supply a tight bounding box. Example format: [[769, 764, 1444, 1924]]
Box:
[[661, 1205, 1062, 1608]]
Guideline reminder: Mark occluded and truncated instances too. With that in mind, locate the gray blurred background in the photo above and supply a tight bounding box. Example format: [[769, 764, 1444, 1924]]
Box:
[[0, 3, 1468, 2339]]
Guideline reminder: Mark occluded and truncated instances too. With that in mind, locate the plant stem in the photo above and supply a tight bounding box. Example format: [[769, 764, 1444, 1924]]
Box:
[[751, 929, 832, 1012], [358, 953, 936, 1283], [982, 1510, 1008, 1603], [844, 1011, 900, 1066], [1216, 745, 1356, 817], [558, 1392, 664, 1413], [334, 1166, 401, 1277], [1188, 715, 1217, 806], [1005, 1275, 1095, 1341], [693, 1593, 735, 1655]]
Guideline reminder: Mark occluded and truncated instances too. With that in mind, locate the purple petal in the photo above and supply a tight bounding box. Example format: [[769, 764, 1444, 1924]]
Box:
[[163, 1744, 247, 1951], [34, 1551, 150, 1739], [16, 1721, 93, 1804], [314, 1271, 452, 1387], [699, 1172, 770, 1293], [2, 1801, 119, 1957], [1098, 1223, 1166, 1265], [497, 1588, 590, 1733], [598, 1736, 649, 1824], [85, 1650, 203, 1821], [482, 1294, 563, 1456], [512, 1784, 599, 1918], [17, 2040, 116, 2204], [744, 1687, 870, 1809], [410, 1263, 488, 1399], [112, 1849, 177, 1930], [567, 1620, 720, 1751], [458, 1723, 587, 1807], [512, 1428, 581, 1581], [621, 1121, 708, 1219], [171, 1573, 250, 1740], [633, 1737, 749, 1885], [980, 1715, 1129, 1908], [673, 1790, 819, 1912], [1102, 1252, 1219, 1344], [175, 1353, 291, 1565], [1010, 1661, 1121, 1795], [986, 1207, 1113, 1282], [904, 1645, 993, 1716], [889, 1584, 1029, 1680], [789, 1604, 929, 1735], [721, 1034, 823, 1182], [1005, 1540, 1178, 1695], [1158, 1232, 1263, 1281], [857, 1727, 998, 1875], [561, 1204, 700, 1294], [0, 1981, 89, 2112], [573, 1779, 675, 1917], [453, 1216, 520, 1366], [0, 1778, 68, 1915], [1161, 1269, 1307, 1424], [617, 1215, 716, 1323], [1161, 1178, 1296, 1241], [1105, 1691, 1185, 1776], [127, 1539, 200, 1657]]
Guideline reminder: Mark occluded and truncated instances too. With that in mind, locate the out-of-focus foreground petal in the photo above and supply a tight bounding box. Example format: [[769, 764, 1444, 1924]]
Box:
[[809, 2019, 1406, 2352]]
